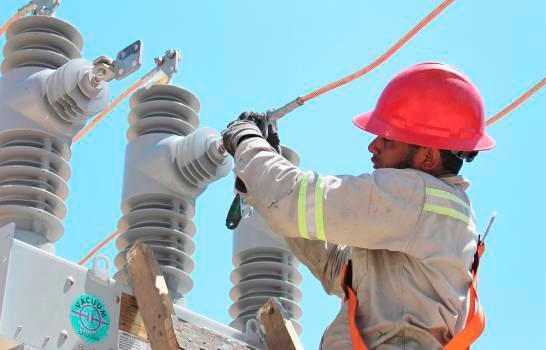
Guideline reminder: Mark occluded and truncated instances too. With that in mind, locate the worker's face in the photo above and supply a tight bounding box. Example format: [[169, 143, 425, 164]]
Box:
[[367, 136, 417, 169]]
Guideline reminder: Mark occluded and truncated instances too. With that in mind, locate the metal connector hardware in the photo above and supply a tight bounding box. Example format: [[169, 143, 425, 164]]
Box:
[[30, 0, 60, 16], [91, 40, 143, 85], [152, 48, 181, 85]]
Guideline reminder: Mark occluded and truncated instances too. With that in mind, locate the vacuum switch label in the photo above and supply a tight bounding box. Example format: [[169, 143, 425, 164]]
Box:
[[70, 293, 111, 343]]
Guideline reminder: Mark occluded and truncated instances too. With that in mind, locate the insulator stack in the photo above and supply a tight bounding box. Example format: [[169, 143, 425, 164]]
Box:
[[230, 147, 303, 335], [44, 59, 109, 123], [115, 85, 232, 304], [2, 16, 83, 74], [0, 16, 91, 253], [0, 131, 69, 252], [126, 84, 200, 139]]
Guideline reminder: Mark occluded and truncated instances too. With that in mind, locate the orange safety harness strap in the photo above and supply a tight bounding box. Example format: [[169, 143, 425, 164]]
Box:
[[340, 241, 486, 350], [341, 261, 369, 350]]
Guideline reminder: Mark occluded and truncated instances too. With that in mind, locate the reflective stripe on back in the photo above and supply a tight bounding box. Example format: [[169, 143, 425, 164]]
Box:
[[426, 188, 470, 210], [423, 203, 470, 224], [423, 187, 473, 225]]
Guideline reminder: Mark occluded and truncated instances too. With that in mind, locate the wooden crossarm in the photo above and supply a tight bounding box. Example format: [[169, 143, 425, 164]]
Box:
[[258, 298, 304, 350], [126, 242, 179, 350]]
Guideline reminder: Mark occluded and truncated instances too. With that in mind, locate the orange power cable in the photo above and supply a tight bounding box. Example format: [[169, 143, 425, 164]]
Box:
[[0, 3, 35, 37], [72, 77, 146, 143], [300, 0, 455, 103], [78, 229, 121, 265], [486, 77, 546, 126]]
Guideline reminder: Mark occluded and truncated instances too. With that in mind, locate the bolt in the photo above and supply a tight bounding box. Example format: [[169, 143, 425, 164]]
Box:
[[61, 330, 68, 339], [66, 276, 75, 287], [154, 57, 164, 66], [42, 336, 50, 347], [166, 49, 177, 58]]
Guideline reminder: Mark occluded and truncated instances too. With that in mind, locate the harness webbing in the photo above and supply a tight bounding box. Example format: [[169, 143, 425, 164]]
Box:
[[340, 241, 486, 350]]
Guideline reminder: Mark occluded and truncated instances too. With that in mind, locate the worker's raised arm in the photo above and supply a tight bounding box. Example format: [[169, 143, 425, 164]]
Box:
[[233, 137, 425, 253], [284, 238, 350, 297]]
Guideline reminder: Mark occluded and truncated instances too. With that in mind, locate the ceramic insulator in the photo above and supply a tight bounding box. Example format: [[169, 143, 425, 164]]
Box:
[[44, 59, 109, 123], [115, 84, 231, 304], [0, 15, 88, 253], [229, 147, 303, 335], [2, 15, 83, 74], [0, 130, 69, 252]]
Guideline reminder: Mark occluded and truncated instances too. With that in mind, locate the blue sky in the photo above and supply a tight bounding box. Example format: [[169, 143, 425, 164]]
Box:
[[1, 1, 544, 348]]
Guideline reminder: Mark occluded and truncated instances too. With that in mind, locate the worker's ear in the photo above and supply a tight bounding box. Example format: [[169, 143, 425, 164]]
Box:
[[414, 147, 442, 172]]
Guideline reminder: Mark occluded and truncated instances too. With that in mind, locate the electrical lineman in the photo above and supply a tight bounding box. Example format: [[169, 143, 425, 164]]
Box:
[[221, 62, 493, 349]]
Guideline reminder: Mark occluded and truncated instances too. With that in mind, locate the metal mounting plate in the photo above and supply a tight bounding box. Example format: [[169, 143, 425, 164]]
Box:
[[113, 40, 143, 81]]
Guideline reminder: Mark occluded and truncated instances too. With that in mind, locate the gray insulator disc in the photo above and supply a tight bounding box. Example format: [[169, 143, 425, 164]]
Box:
[[117, 208, 196, 237], [0, 184, 66, 218], [230, 261, 302, 285], [129, 100, 199, 129], [3, 31, 81, 60], [121, 193, 195, 217], [115, 244, 194, 273], [229, 278, 302, 302], [232, 247, 297, 266], [229, 296, 302, 320], [0, 204, 63, 242], [114, 266, 193, 296], [46, 59, 107, 121], [1, 49, 69, 73], [130, 85, 200, 114], [0, 130, 71, 160], [0, 146, 71, 180], [116, 226, 195, 255], [127, 117, 196, 140], [0, 165, 69, 199], [229, 317, 302, 336], [176, 128, 232, 183], [7, 15, 84, 50]]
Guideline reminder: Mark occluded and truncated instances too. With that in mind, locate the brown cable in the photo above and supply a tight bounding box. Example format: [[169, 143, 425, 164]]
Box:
[[486, 77, 546, 126], [78, 229, 121, 265], [300, 0, 456, 103], [0, 3, 35, 37]]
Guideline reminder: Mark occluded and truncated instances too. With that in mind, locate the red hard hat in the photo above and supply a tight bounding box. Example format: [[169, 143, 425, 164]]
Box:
[[353, 62, 495, 151]]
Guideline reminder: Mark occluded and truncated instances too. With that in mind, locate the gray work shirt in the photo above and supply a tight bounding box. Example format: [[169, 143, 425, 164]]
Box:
[[234, 138, 477, 349]]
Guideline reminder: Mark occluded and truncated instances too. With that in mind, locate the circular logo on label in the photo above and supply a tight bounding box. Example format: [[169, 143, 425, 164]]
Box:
[[70, 293, 110, 343]]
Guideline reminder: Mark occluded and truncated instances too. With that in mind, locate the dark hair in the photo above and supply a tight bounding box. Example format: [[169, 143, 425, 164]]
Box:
[[440, 150, 463, 174]]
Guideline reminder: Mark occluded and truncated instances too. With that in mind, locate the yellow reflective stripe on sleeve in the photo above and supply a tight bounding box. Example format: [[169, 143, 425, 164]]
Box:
[[423, 203, 470, 224], [314, 176, 326, 241], [297, 173, 310, 239], [426, 188, 470, 209]]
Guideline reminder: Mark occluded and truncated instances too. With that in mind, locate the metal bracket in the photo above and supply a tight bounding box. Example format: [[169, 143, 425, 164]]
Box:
[[89, 254, 111, 286], [152, 49, 181, 85], [91, 40, 143, 84], [31, 0, 60, 16]]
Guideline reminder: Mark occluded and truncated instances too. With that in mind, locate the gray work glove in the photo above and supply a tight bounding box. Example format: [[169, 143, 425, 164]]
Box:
[[221, 120, 264, 157], [237, 111, 282, 154]]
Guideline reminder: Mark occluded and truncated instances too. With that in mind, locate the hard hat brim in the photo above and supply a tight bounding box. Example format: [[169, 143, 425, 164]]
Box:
[[353, 111, 496, 151]]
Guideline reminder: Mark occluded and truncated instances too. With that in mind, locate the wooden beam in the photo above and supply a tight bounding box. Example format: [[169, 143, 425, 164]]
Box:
[[258, 298, 304, 350], [126, 242, 179, 350]]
